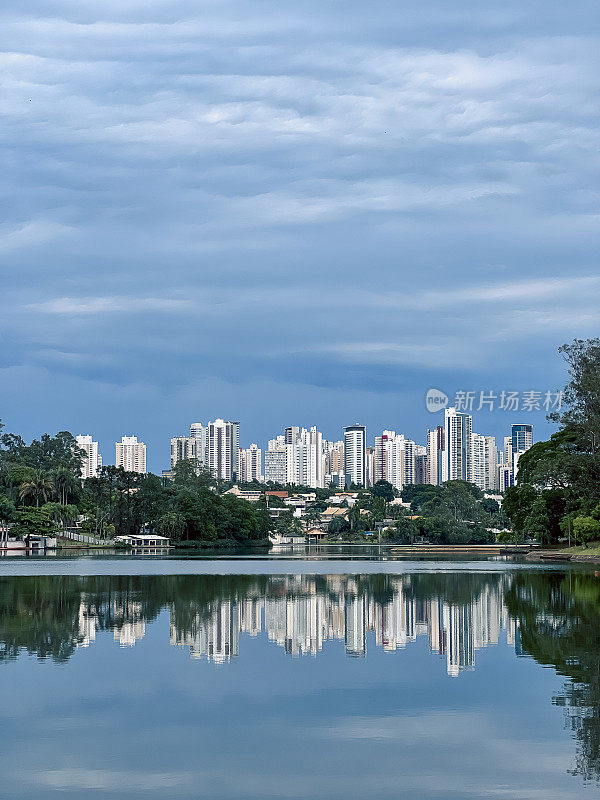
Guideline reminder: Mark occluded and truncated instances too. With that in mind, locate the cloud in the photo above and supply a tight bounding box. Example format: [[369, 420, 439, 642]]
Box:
[[0, 219, 74, 253], [25, 296, 192, 314], [0, 0, 598, 466]]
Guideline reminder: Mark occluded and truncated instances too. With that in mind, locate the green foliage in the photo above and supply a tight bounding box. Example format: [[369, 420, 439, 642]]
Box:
[[372, 480, 396, 502], [481, 497, 500, 515], [572, 515, 600, 547], [388, 515, 419, 544], [327, 515, 350, 536], [41, 503, 79, 528], [0, 420, 274, 545], [0, 496, 16, 523], [503, 338, 600, 544], [12, 507, 56, 537]]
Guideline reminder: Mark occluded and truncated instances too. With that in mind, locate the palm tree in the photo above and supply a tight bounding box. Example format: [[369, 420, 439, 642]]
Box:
[[51, 467, 79, 506], [19, 472, 55, 507]]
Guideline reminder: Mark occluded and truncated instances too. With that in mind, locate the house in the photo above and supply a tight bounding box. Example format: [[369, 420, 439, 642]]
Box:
[[114, 534, 170, 548], [284, 496, 307, 514], [320, 506, 349, 522], [270, 532, 306, 546], [0, 535, 57, 552], [306, 527, 329, 541], [225, 486, 262, 502], [389, 498, 412, 509], [329, 493, 359, 506]]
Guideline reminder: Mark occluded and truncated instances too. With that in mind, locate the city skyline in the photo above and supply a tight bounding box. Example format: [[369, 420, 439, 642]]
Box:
[[73, 574, 520, 676], [77, 413, 531, 493]]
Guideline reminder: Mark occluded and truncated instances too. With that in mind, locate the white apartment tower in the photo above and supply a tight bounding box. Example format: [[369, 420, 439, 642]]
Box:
[[264, 449, 287, 484], [426, 425, 445, 485], [190, 422, 207, 467], [445, 407, 472, 482], [281, 426, 326, 488], [115, 436, 146, 474], [76, 434, 102, 479], [239, 444, 263, 483], [344, 424, 366, 488], [470, 433, 487, 491], [206, 419, 240, 481], [485, 436, 499, 491], [389, 435, 416, 491]]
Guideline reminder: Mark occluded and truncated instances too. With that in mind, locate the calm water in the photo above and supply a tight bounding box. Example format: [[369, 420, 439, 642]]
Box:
[[1, 559, 599, 799]]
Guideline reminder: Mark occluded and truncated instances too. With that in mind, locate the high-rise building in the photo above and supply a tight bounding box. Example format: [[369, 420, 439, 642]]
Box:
[[484, 436, 499, 491], [206, 419, 239, 481], [189, 422, 207, 467], [445, 407, 472, 482], [344, 424, 366, 488], [264, 448, 287, 484], [497, 462, 512, 492], [271, 426, 327, 488], [170, 436, 196, 469], [239, 444, 263, 483], [426, 426, 445, 485], [325, 441, 344, 474], [115, 436, 146, 474], [511, 424, 533, 455], [388, 435, 417, 490], [76, 434, 102, 479], [470, 433, 487, 491], [365, 446, 375, 487], [284, 426, 300, 445], [374, 431, 395, 483], [415, 446, 428, 485]]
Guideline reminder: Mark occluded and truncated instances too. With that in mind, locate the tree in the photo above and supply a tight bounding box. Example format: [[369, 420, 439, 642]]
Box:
[[572, 516, 600, 548], [304, 506, 322, 526], [0, 496, 15, 542], [158, 511, 186, 541], [372, 480, 395, 502], [18, 472, 55, 507], [522, 497, 552, 545], [42, 502, 79, 532], [12, 507, 56, 538], [481, 497, 500, 515], [51, 467, 80, 506], [327, 515, 350, 537]]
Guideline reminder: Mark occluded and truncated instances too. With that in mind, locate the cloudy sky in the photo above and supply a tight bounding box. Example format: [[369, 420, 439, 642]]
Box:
[[1, 0, 599, 471]]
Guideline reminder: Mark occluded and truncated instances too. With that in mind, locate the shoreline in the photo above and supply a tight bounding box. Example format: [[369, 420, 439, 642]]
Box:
[[527, 549, 600, 564]]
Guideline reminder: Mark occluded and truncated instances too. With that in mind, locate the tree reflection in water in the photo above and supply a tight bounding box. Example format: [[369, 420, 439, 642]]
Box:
[[505, 570, 600, 783], [1, 569, 600, 782]]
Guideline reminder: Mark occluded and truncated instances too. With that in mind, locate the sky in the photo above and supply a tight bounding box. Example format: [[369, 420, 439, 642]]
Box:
[[1, 0, 599, 472]]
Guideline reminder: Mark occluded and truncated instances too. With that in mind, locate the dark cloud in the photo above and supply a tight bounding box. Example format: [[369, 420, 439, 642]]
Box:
[[1, 0, 599, 468]]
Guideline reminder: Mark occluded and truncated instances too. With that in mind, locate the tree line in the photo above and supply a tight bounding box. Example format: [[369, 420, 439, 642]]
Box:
[[0, 430, 273, 546], [503, 338, 600, 546]]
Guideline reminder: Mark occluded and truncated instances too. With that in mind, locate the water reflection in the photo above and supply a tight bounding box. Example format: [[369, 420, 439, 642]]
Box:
[[1, 573, 517, 675], [2, 570, 600, 789]]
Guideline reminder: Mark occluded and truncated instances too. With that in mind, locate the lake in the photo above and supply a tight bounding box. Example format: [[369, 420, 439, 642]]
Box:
[[1, 556, 599, 799]]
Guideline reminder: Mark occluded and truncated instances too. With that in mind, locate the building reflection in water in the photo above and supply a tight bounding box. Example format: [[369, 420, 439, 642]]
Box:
[[68, 575, 519, 676]]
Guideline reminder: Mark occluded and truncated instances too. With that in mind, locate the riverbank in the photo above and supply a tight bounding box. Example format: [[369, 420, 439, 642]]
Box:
[[527, 542, 600, 563]]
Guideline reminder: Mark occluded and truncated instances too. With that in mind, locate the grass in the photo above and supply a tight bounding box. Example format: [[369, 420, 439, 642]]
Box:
[[555, 541, 600, 555]]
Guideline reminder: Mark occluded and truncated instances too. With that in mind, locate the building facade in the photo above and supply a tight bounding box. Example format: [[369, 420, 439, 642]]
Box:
[[445, 407, 472, 482], [239, 444, 263, 483], [344, 424, 366, 488], [206, 419, 240, 481], [76, 434, 102, 479], [115, 436, 146, 474]]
